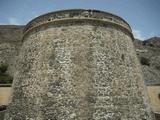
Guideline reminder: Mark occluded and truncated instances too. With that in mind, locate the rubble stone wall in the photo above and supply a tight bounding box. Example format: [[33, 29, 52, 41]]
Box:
[[5, 9, 155, 120]]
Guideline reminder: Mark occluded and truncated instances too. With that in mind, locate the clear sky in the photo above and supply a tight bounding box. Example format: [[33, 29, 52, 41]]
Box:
[[0, 0, 159, 40]]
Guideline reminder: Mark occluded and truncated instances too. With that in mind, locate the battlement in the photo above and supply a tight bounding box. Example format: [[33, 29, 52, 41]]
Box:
[[23, 9, 133, 38]]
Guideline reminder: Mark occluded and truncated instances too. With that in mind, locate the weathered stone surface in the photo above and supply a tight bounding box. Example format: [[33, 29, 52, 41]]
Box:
[[5, 9, 154, 120], [0, 111, 5, 120]]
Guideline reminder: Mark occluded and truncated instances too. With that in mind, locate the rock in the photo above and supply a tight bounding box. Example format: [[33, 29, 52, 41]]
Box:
[[134, 38, 160, 85], [0, 25, 24, 76], [143, 37, 160, 48]]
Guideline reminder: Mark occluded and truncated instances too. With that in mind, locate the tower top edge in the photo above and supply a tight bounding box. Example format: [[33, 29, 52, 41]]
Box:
[[23, 9, 132, 33]]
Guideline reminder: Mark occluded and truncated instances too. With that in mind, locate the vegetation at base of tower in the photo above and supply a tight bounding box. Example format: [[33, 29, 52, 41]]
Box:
[[0, 64, 13, 84], [0, 73, 13, 84], [0, 64, 8, 73]]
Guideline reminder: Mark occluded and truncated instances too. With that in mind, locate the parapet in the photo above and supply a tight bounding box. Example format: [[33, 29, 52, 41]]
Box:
[[23, 9, 133, 39]]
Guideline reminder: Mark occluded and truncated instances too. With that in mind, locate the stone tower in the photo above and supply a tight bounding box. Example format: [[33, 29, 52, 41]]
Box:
[[5, 9, 155, 120]]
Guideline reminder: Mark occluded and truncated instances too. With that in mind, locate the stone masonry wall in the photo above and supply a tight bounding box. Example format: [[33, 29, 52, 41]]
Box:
[[5, 10, 155, 120]]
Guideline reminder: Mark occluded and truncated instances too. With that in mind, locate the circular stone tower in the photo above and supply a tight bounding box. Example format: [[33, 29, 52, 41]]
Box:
[[5, 9, 155, 120]]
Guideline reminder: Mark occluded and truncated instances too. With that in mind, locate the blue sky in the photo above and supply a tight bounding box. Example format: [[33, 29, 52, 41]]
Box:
[[0, 0, 159, 40]]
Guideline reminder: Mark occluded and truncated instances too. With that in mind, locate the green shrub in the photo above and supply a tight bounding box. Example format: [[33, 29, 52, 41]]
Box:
[[0, 64, 8, 73], [0, 73, 13, 84]]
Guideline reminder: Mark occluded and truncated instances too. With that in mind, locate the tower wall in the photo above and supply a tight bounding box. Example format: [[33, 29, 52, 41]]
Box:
[[5, 9, 154, 120]]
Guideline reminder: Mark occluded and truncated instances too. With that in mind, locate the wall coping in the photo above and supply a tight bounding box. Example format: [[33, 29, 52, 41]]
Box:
[[23, 9, 133, 40]]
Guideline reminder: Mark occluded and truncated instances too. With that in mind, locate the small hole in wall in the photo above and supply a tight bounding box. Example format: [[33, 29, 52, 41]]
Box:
[[140, 57, 150, 66], [121, 54, 125, 61], [48, 18, 51, 21]]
